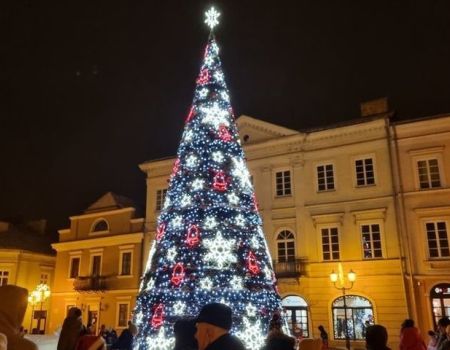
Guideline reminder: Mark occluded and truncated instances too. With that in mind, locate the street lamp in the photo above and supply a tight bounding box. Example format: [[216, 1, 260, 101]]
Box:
[[28, 284, 51, 334], [330, 269, 356, 350]]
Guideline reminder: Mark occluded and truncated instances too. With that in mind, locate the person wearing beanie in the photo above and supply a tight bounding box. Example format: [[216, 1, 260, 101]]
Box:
[[195, 303, 245, 350]]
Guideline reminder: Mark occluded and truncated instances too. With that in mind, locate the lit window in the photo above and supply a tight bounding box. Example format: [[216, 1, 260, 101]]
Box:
[[361, 224, 382, 259], [69, 257, 80, 279], [317, 164, 335, 191], [322, 227, 340, 260], [355, 158, 375, 186], [332, 295, 374, 340], [275, 171, 292, 196], [418, 159, 441, 189], [117, 303, 129, 328], [426, 222, 449, 258], [282, 296, 309, 337], [92, 219, 108, 232], [277, 230, 296, 262], [156, 189, 167, 211], [40, 273, 49, 285], [120, 251, 132, 275], [430, 283, 450, 328], [0, 271, 8, 286]]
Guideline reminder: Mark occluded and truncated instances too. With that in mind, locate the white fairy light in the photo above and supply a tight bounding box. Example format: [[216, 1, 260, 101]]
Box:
[[236, 318, 265, 350], [167, 247, 177, 262], [232, 157, 252, 191], [191, 178, 204, 191], [227, 192, 239, 205], [251, 236, 260, 249], [204, 216, 218, 229], [163, 196, 171, 210], [204, 55, 214, 66], [173, 300, 186, 315], [185, 154, 198, 168], [146, 278, 155, 291], [180, 194, 192, 207], [263, 265, 272, 281], [229, 276, 243, 290], [146, 328, 174, 350], [210, 41, 219, 54], [171, 215, 183, 229], [203, 232, 236, 269], [221, 90, 230, 102], [235, 214, 245, 227], [198, 87, 209, 98], [184, 129, 194, 142], [135, 311, 143, 326], [205, 7, 220, 30], [201, 102, 230, 129], [214, 71, 224, 82], [246, 303, 257, 317], [200, 277, 214, 290], [212, 151, 225, 163]]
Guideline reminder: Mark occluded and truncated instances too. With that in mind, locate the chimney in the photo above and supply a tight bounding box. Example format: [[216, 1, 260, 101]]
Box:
[[360, 97, 389, 117]]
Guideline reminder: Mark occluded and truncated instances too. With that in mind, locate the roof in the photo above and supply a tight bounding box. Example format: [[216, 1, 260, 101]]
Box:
[[0, 223, 55, 255], [84, 192, 138, 214]]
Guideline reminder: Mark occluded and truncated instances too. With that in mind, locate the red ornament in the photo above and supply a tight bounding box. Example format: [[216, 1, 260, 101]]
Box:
[[186, 224, 201, 247], [196, 69, 210, 85], [213, 170, 228, 191], [156, 223, 166, 241], [172, 158, 180, 177], [171, 263, 185, 286], [252, 193, 259, 211], [151, 304, 164, 328], [218, 124, 232, 142], [185, 106, 195, 123], [247, 251, 260, 275]]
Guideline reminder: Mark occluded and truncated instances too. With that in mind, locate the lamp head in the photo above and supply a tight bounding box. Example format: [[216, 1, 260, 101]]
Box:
[[330, 270, 338, 283], [348, 269, 356, 282]]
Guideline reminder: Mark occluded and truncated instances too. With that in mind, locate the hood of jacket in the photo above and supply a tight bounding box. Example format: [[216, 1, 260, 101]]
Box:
[[0, 285, 28, 337]]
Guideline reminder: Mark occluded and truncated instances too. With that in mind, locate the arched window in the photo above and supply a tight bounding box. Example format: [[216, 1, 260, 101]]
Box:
[[277, 230, 296, 262], [430, 283, 450, 327], [282, 295, 309, 337], [332, 295, 374, 340], [91, 219, 109, 233]]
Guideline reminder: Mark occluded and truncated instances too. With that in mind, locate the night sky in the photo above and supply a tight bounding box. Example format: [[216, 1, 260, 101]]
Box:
[[3, 0, 450, 234]]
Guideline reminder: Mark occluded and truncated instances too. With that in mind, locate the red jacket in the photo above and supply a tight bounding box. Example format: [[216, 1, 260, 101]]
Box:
[[400, 327, 427, 350]]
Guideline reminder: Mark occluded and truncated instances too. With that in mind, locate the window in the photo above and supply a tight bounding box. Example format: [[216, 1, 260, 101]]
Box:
[[275, 171, 292, 196], [0, 271, 8, 286], [322, 227, 340, 260], [317, 164, 335, 191], [156, 189, 167, 211], [40, 273, 49, 285], [418, 159, 441, 189], [117, 303, 129, 328], [277, 230, 296, 262], [120, 251, 133, 276], [69, 257, 80, 279], [332, 295, 374, 340], [361, 224, 382, 259], [92, 219, 108, 233], [91, 255, 102, 276], [430, 284, 450, 328], [282, 296, 309, 337], [355, 158, 375, 186], [426, 222, 449, 258]]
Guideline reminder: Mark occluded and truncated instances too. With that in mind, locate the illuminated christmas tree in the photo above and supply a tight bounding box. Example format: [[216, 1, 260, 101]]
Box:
[[133, 8, 281, 350]]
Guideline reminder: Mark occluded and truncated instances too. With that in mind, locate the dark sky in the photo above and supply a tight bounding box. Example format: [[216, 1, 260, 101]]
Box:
[[3, 0, 450, 234]]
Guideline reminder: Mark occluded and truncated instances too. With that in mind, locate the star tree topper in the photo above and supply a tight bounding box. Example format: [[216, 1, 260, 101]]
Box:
[[205, 7, 220, 30]]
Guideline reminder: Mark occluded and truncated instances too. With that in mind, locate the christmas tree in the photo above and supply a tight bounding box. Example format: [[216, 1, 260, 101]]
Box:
[[133, 8, 281, 350]]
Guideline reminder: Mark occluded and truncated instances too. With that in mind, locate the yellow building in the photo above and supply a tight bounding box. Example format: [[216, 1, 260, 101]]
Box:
[[50, 192, 145, 335], [0, 220, 55, 334], [139, 100, 428, 349], [391, 115, 450, 334]]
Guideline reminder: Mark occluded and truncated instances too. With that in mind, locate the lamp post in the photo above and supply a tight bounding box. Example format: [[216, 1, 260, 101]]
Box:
[[28, 284, 51, 334], [330, 269, 356, 350]]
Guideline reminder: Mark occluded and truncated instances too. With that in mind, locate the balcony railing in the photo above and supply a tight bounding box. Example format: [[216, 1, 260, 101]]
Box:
[[273, 258, 306, 278], [73, 275, 107, 292]]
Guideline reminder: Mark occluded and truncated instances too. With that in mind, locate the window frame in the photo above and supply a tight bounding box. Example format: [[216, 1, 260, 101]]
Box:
[[320, 226, 341, 261], [316, 162, 336, 192], [410, 148, 446, 191], [68, 256, 81, 279], [0, 270, 9, 286], [416, 157, 443, 190], [274, 168, 293, 197], [424, 220, 450, 259], [276, 229, 296, 262], [118, 248, 134, 277], [282, 295, 310, 338], [353, 155, 377, 188], [359, 222, 384, 259], [116, 302, 130, 329], [156, 189, 168, 211], [89, 218, 109, 235], [89, 253, 103, 277]]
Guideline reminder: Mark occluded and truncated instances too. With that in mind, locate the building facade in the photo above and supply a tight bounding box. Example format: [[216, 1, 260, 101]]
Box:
[[50, 192, 145, 335], [0, 220, 55, 334], [139, 105, 450, 348]]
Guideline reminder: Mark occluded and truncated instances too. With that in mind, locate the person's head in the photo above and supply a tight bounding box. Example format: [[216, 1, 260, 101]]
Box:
[[366, 325, 388, 350], [318, 325, 325, 332], [428, 330, 436, 337], [100, 324, 105, 330], [195, 303, 232, 350], [402, 319, 415, 329], [438, 317, 450, 332], [174, 318, 198, 350]]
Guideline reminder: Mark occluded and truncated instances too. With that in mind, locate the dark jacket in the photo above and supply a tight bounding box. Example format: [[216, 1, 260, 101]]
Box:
[[205, 334, 246, 350], [112, 329, 133, 350], [262, 331, 296, 350], [57, 309, 83, 350]]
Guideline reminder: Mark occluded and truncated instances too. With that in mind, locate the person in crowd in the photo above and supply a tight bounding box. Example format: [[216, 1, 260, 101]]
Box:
[[0, 285, 37, 350], [105, 328, 118, 349], [366, 324, 391, 350], [318, 325, 329, 350], [76, 324, 106, 350], [437, 318, 450, 350], [58, 306, 84, 350], [437, 325, 450, 350], [428, 331, 438, 350], [195, 303, 245, 350], [400, 319, 426, 350], [99, 325, 107, 339], [111, 321, 136, 350], [173, 318, 198, 350], [261, 312, 295, 350]]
